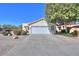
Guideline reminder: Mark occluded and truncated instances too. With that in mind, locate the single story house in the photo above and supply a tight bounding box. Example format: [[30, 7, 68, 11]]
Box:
[[22, 19, 50, 34]]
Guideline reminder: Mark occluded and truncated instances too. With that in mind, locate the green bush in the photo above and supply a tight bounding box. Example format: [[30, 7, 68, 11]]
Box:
[[63, 33, 73, 37]]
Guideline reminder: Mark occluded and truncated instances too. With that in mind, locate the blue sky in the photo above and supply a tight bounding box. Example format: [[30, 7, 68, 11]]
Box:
[[0, 3, 45, 26]]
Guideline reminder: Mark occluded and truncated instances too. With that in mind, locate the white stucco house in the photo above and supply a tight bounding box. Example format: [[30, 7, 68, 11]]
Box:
[[22, 19, 50, 34]]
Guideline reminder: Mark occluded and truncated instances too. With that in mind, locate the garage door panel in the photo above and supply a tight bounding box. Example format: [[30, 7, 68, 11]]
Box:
[[31, 26, 50, 34]]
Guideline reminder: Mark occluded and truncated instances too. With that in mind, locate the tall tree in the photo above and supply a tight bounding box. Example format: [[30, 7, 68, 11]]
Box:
[[45, 3, 79, 24]]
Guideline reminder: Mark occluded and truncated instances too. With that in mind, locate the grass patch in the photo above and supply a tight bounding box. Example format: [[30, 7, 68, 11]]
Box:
[[62, 33, 74, 37]]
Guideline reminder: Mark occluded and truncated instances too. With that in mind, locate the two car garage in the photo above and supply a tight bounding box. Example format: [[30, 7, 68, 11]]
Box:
[[31, 26, 50, 34], [22, 19, 50, 34]]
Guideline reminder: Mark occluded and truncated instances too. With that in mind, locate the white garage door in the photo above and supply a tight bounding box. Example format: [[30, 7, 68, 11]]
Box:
[[31, 26, 50, 34]]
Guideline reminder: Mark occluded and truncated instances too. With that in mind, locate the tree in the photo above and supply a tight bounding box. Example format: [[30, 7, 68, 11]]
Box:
[[2, 24, 17, 30], [45, 3, 79, 24]]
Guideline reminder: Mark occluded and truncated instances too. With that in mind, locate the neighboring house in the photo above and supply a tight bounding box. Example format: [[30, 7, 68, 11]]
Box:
[[22, 19, 50, 34]]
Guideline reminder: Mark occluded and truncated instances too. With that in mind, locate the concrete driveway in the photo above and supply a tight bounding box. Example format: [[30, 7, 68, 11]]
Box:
[[4, 34, 79, 56]]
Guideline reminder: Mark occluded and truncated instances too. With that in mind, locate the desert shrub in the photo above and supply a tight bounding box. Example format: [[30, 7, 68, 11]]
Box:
[[2, 31, 12, 36], [21, 30, 28, 35], [3, 31, 8, 36], [72, 30, 78, 36], [14, 30, 21, 35]]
